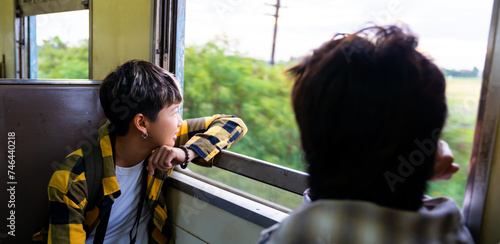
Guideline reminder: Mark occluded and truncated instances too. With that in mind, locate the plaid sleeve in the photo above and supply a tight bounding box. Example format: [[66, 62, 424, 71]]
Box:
[[175, 114, 248, 166], [47, 151, 87, 244]]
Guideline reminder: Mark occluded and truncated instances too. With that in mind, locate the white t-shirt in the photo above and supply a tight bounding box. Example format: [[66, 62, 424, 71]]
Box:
[[86, 161, 150, 244]]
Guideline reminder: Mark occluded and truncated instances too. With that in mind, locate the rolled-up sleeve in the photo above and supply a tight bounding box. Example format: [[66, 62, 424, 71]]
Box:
[[175, 114, 248, 166]]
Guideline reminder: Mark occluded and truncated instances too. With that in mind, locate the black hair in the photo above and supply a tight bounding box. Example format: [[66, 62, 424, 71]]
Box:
[[99, 60, 183, 136], [290, 26, 447, 211]]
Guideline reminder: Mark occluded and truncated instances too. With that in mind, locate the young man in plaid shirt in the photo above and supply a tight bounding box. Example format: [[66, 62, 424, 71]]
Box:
[[36, 60, 247, 243]]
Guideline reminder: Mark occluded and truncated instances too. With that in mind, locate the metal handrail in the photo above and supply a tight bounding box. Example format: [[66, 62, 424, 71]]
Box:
[[169, 150, 309, 226], [213, 150, 309, 195]]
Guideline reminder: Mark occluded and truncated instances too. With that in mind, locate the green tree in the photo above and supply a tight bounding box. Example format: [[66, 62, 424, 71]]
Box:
[[442, 67, 480, 78], [37, 36, 89, 79], [183, 39, 303, 171]]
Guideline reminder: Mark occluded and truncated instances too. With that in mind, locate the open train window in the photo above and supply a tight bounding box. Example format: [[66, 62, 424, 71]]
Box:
[[34, 11, 89, 79], [14, 0, 89, 79], [182, 0, 494, 210]]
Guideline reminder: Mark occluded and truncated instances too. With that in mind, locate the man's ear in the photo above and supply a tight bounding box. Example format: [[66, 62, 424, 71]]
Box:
[[133, 113, 148, 135]]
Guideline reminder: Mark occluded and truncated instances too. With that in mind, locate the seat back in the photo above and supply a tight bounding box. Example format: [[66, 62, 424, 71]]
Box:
[[0, 81, 105, 243]]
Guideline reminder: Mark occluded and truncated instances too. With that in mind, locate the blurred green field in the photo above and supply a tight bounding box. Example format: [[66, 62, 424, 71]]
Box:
[[427, 77, 481, 207]]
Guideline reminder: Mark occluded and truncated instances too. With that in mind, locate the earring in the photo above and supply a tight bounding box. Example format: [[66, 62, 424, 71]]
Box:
[[142, 132, 148, 139]]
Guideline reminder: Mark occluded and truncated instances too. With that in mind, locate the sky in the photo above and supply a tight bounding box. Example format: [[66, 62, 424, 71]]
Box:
[[35, 0, 494, 71], [185, 0, 494, 71], [35, 10, 89, 46]]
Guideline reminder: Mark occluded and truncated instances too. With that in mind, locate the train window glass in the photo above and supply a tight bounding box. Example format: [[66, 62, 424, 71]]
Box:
[[33, 10, 89, 79], [191, 166, 303, 210], [184, 0, 493, 208]]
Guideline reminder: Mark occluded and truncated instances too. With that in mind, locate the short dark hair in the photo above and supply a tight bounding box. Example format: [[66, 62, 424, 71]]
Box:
[[290, 26, 447, 211], [99, 60, 183, 136]]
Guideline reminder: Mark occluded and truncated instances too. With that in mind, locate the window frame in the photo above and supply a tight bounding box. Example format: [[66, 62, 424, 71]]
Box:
[[14, 1, 90, 79], [462, 0, 500, 241]]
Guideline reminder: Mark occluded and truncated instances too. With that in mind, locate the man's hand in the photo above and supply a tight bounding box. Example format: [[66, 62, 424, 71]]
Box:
[[431, 140, 460, 181], [147, 146, 185, 175], [146, 146, 199, 175]]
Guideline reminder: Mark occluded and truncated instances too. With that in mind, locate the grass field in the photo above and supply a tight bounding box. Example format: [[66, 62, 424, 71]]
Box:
[[190, 76, 482, 210], [427, 77, 481, 207]]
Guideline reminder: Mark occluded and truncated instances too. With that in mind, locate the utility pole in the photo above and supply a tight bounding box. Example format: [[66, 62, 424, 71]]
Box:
[[267, 0, 280, 65]]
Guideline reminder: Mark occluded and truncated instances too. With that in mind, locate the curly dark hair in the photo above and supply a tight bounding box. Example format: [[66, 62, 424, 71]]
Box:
[[290, 26, 447, 211]]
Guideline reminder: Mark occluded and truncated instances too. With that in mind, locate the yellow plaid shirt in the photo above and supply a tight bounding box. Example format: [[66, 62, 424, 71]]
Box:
[[35, 114, 247, 244]]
